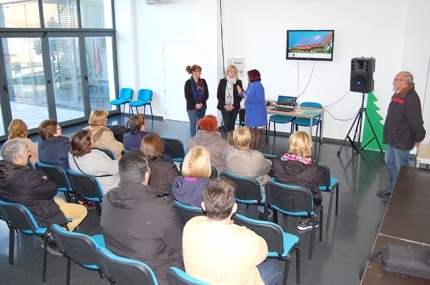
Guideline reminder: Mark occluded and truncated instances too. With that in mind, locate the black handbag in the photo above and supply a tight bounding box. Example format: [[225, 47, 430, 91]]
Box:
[[359, 243, 430, 280]]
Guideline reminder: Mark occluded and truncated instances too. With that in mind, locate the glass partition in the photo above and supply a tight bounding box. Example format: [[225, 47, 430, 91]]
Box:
[[0, 1, 40, 28]]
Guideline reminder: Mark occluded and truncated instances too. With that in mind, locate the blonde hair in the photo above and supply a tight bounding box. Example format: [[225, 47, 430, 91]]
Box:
[[88, 110, 109, 126], [233, 127, 251, 151], [182, 146, 211, 178], [288, 131, 313, 157], [224, 65, 238, 79], [8, 119, 29, 139]]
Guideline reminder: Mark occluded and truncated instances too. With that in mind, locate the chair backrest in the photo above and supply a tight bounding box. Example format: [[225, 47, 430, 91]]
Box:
[[66, 169, 104, 201], [173, 200, 205, 226], [317, 163, 331, 190], [97, 148, 117, 160], [35, 162, 72, 191], [0, 200, 41, 233], [265, 181, 314, 216], [233, 213, 285, 257], [119, 88, 133, 101], [210, 166, 218, 180], [161, 137, 186, 161], [50, 224, 102, 269], [300, 102, 323, 118], [28, 159, 36, 169], [219, 171, 264, 204], [137, 89, 153, 102], [166, 267, 209, 285], [95, 247, 158, 285]]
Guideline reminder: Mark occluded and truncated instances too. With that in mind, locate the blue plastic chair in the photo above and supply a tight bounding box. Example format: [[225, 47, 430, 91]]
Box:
[[97, 147, 117, 160], [130, 89, 153, 120], [35, 162, 75, 202], [166, 267, 209, 285], [0, 200, 59, 282], [265, 181, 323, 260], [219, 171, 265, 216], [110, 88, 133, 116], [233, 213, 300, 285], [66, 169, 104, 215], [95, 247, 158, 285], [172, 200, 206, 226], [161, 137, 186, 163], [50, 224, 105, 285], [268, 114, 295, 140], [318, 163, 339, 229], [292, 102, 323, 141]]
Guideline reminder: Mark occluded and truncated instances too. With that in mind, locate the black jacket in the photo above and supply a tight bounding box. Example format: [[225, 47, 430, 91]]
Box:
[[272, 157, 322, 206], [101, 181, 184, 285], [383, 87, 426, 150], [184, 79, 209, 111], [216, 78, 243, 111], [0, 162, 67, 227], [38, 136, 71, 169]]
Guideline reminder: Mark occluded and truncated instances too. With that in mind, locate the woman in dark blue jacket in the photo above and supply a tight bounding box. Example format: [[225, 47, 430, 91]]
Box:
[[237, 69, 267, 150], [38, 119, 71, 169]]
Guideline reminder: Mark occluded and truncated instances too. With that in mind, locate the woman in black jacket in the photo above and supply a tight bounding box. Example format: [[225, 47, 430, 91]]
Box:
[[272, 131, 322, 231], [217, 65, 243, 144], [184, 64, 209, 138]]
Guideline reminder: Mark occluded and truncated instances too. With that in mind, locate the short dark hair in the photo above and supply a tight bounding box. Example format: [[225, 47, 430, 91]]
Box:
[[140, 133, 164, 160], [38, 119, 57, 140], [128, 114, 146, 131], [247, 69, 261, 83], [70, 129, 92, 157], [202, 179, 236, 220], [119, 149, 149, 184]]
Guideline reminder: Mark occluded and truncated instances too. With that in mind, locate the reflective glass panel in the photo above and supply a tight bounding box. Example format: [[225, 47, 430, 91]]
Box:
[[0, 1, 40, 28], [81, 0, 112, 29], [42, 0, 78, 28]]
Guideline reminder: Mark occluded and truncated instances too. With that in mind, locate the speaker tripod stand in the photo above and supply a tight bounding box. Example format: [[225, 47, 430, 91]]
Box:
[[337, 93, 383, 156]]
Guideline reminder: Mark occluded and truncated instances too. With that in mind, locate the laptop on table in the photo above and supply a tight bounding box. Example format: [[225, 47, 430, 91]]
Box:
[[271, 96, 297, 112]]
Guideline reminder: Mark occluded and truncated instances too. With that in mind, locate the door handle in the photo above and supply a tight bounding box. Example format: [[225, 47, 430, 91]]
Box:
[[3, 84, 7, 92]]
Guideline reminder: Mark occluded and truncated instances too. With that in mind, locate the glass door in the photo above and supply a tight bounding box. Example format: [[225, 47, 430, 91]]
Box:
[[1, 36, 49, 131], [48, 36, 85, 121]]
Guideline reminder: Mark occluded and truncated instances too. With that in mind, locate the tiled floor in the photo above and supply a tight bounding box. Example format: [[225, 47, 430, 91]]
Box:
[[0, 115, 403, 285]]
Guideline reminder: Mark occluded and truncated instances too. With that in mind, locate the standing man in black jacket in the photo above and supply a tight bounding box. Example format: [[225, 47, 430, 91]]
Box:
[[377, 71, 426, 203], [0, 140, 87, 232], [101, 149, 184, 285]]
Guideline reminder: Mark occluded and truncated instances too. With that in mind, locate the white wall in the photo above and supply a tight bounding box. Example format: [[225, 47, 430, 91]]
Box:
[[115, 0, 430, 142]]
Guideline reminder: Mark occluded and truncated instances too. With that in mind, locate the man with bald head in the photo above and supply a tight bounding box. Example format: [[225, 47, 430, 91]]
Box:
[[377, 71, 426, 203]]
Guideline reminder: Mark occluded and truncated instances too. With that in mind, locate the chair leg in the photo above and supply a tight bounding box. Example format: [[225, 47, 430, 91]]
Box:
[[95, 202, 102, 216], [326, 191, 334, 229], [143, 105, 146, 116], [149, 104, 153, 120], [42, 234, 48, 282], [66, 256, 71, 285], [64, 192, 71, 203], [282, 259, 290, 285], [274, 123, 277, 137], [8, 224, 15, 265], [335, 184, 339, 215], [308, 216, 316, 260], [319, 208, 323, 242], [296, 246, 300, 284], [272, 209, 278, 224]]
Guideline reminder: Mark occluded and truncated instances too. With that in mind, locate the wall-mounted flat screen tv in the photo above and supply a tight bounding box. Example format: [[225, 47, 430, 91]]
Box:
[[286, 30, 334, 61]]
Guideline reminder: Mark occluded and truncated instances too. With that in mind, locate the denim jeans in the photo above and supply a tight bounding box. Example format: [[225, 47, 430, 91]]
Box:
[[187, 109, 197, 137], [257, 261, 282, 285], [385, 144, 410, 192]]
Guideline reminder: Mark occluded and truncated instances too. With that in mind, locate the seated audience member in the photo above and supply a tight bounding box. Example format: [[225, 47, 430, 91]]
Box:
[[172, 146, 212, 207], [183, 179, 281, 285], [141, 133, 180, 194], [7, 119, 39, 165], [123, 114, 149, 149], [187, 114, 232, 173], [38, 119, 71, 169], [272, 131, 322, 231], [224, 126, 272, 186], [84, 110, 124, 159], [101, 150, 184, 285], [0, 140, 87, 234], [69, 129, 120, 194], [123, 114, 171, 161]]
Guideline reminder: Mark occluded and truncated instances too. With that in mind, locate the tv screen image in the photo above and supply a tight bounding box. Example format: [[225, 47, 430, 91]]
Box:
[[286, 30, 334, 61]]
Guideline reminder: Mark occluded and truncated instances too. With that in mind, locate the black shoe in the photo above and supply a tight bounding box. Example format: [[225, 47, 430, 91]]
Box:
[[298, 220, 320, 231], [258, 212, 265, 220], [382, 196, 390, 204], [376, 188, 391, 198]]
